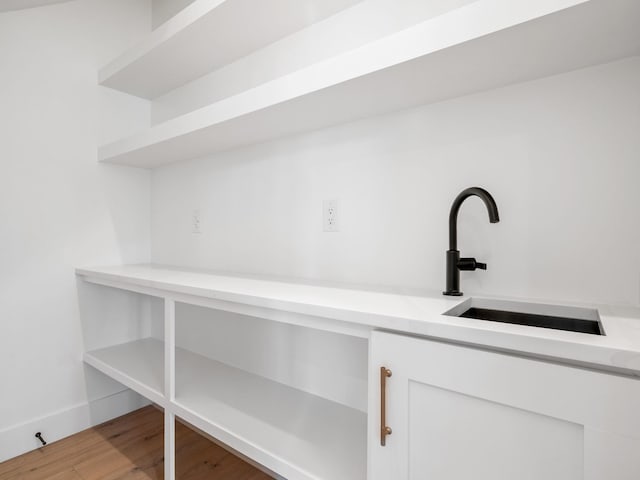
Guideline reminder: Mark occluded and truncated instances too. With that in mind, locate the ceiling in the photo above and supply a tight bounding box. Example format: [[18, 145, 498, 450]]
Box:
[[0, 0, 73, 12]]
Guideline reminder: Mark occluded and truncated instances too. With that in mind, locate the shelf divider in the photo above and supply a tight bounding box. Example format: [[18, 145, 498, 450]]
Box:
[[164, 297, 176, 480], [165, 411, 176, 480]]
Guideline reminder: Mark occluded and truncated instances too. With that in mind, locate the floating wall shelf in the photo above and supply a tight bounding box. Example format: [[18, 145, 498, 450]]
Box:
[[98, 0, 640, 168], [99, 0, 361, 98]]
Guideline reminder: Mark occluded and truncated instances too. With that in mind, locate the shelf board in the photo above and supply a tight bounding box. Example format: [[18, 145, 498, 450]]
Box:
[[84, 338, 165, 406], [99, 0, 361, 99], [83, 338, 367, 480], [99, 0, 640, 168], [174, 348, 367, 480]]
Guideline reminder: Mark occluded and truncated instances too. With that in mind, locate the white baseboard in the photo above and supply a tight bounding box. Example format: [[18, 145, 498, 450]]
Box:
[[0, 389, 149, 463]]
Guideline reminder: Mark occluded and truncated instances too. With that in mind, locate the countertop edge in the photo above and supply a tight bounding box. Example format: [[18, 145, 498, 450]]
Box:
[[75, 265, 640, 377]]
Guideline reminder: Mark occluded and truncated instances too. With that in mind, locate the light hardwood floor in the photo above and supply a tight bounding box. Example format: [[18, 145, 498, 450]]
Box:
[[0, 406, 272, 480]]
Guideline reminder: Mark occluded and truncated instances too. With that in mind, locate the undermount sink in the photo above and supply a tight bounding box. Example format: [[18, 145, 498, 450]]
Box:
[[444, 298, 604, 336]]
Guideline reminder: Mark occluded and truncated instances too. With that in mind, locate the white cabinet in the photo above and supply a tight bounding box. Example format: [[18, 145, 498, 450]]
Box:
[[368, 331, 640, 480]]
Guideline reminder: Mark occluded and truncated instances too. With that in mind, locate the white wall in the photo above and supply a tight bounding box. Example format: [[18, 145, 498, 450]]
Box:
[[0, 0, 152, 461], [151, 56, 640, 308], [0, 0, 74, 12]]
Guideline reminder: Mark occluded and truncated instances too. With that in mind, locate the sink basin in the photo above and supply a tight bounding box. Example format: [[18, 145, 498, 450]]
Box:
[[444, 298, 603, 335]]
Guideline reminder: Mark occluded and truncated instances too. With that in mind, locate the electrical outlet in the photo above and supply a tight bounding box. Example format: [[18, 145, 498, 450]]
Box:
[[323, 199, 339, 232], [192, 209, 202, 234]]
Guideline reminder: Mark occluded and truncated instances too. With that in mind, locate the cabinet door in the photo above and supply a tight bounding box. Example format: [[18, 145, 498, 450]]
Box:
[[368, 331, 640, 480]]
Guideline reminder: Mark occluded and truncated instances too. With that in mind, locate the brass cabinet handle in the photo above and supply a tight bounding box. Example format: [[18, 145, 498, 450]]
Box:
[[380, 366, 392, 446]]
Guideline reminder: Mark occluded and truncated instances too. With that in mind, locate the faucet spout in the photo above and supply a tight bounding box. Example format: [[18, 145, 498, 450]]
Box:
[[444, 187, 499, 296], [448, 187, 500, 251]]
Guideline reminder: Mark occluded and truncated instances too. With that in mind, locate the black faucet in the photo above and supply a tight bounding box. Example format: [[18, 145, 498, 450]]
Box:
[[443, 187, 500, 296]]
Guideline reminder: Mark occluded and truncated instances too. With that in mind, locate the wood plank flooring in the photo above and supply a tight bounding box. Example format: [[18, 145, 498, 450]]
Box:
[[0, 406, 273, 480]]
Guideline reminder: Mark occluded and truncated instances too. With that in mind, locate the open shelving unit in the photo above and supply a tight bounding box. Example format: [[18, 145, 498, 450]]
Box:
[[84, 338, 367, 480], [99, 0, 361, 98], [98, 0, 640, 168], [80, 265, 372, 480]]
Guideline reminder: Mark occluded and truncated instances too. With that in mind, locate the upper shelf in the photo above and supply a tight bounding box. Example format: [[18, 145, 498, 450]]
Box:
[[98, 0, 640, 168], [99, 0, 361, 99]]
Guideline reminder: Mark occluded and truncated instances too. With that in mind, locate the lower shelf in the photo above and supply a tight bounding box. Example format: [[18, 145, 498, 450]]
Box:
[[84, 338, 366, 480], [84, 338, 165, 405]]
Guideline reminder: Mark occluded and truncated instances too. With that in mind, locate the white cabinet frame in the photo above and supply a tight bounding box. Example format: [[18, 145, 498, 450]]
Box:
[[369, 331, 640, 480]]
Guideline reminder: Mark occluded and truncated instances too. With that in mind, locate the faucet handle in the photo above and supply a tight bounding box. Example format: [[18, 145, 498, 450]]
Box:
[[458, 258, 487, 271]]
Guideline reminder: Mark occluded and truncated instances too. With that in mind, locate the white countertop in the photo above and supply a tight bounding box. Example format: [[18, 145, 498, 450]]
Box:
[[76, 264, 640, 376]]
